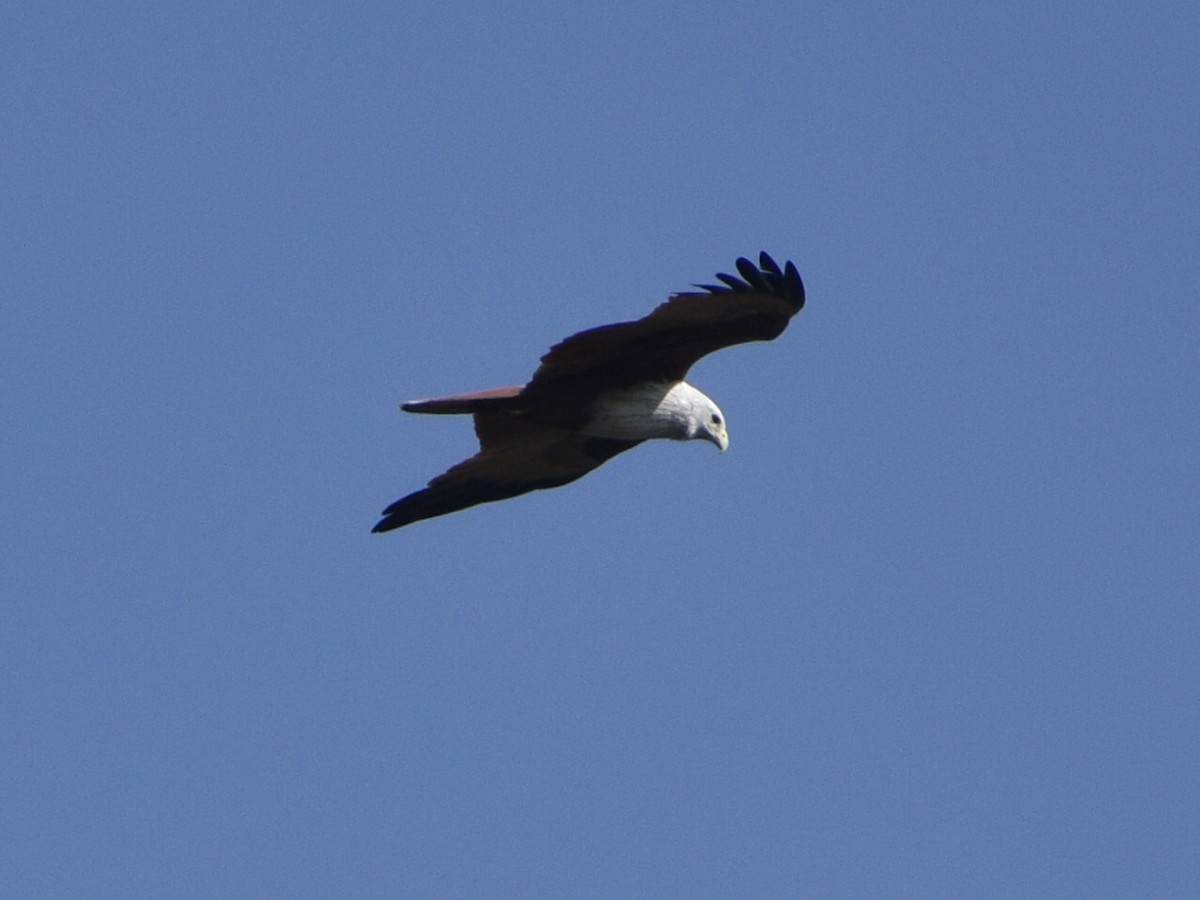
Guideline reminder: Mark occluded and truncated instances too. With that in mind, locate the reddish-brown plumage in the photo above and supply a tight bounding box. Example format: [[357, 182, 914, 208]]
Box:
[[400, 386, 525, 415]]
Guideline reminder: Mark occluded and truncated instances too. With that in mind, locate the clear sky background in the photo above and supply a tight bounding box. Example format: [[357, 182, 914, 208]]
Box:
[[5, 3, 1197, 896]]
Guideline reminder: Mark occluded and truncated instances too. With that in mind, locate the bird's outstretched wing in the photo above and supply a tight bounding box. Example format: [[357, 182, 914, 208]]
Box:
[[524, 252, 804, 403], [371, 413, 639, 533]]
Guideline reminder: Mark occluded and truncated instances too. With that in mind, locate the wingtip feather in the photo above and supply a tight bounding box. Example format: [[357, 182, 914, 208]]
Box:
[[758, 252, 782, 277], [694, 252, 804, 310]]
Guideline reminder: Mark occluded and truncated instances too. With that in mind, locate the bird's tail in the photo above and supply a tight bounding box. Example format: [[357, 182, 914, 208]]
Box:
[[400, 385, 525, 415]]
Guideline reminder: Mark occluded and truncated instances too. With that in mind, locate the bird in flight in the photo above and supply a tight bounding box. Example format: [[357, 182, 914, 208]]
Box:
[[372, 252, 805, 533]]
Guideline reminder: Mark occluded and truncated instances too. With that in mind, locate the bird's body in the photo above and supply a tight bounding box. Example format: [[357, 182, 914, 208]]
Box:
[[372, 253, 804, 533]]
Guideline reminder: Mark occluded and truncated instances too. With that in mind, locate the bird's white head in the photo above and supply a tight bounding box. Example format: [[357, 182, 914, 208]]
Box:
[[677, 383, 729, 452], [582, 380, 729, 450]]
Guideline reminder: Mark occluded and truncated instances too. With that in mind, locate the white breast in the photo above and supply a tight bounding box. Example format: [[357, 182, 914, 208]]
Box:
[[581, 381, 705, 441]]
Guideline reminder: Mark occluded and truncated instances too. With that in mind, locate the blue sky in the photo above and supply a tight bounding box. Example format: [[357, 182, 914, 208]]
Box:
[[5, 2, 1197, 896]]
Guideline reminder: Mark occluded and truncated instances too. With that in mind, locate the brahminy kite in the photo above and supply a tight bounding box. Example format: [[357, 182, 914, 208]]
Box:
[[372, 252, 805, 533]]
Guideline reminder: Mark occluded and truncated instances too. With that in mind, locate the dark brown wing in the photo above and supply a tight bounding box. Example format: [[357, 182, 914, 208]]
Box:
[[523, 253, 804, 406], [371, 411, 640, 532]]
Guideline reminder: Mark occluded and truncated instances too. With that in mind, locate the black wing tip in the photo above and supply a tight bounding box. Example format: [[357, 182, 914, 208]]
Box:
[[372, 509, 418, 533], [372, 494, 419, 533], [371, 509, 403, 533], [692, 252, 805, 310]]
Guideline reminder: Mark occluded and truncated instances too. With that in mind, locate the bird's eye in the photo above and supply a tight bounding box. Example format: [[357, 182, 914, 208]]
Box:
[[711, 413, 722, 425]]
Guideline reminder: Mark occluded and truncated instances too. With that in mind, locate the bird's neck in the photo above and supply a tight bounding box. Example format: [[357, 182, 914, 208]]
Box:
[[581, 381, 711, 441]]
